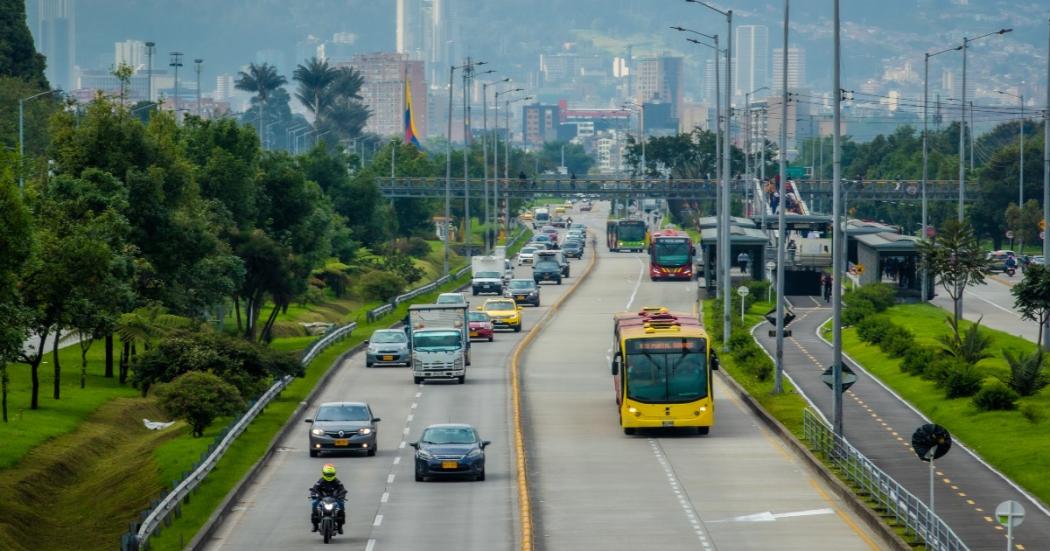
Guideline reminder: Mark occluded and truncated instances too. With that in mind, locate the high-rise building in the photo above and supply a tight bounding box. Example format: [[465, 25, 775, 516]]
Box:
[[771, 47, 806, 91], [634, 55, 683, 119], [37, 0, 76, 91], [522, 103, 561, 147], [342, 52, 427, 138], [734, 25, 768, 98], [114, 39, 146, 71], [397, 0, 427, 59]]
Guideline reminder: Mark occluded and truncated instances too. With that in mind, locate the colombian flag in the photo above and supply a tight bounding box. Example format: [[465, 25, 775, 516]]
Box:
[[404, 79, 423, 150]]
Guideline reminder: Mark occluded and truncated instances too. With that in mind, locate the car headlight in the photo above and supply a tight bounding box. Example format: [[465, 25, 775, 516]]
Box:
[[466, 448, 483, 458], [417, 450, 434, 460], [359, 428, 372, 435], [311, 428, 326, 436]]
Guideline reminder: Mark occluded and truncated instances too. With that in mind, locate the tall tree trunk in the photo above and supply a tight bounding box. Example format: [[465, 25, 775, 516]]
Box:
[[104, 333, 114, 378], [259, 304, 282, 344], [234, 295, 242, 333], [119, 339, 131, 384], [29, 329, 47, 410], [2, 363, 8, 422], [52, 332, 62, 400], [80, 336, 92, 389]]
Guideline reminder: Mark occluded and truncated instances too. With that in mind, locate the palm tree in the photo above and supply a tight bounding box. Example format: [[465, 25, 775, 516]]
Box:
[[317, 67, 369, 145], [235, 62, 287, 148], [293, 57, 338, 117]]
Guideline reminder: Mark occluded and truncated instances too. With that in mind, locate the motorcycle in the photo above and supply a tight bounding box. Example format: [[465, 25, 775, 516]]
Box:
[[1006, 266, 1017, 277], [310, 494, 345, 544]]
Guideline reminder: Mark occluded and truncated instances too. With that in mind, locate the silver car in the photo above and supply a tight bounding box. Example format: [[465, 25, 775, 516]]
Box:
[[518, 246, 538, 265], [366, 329, 410, 367], [306, 401, 381, 457]]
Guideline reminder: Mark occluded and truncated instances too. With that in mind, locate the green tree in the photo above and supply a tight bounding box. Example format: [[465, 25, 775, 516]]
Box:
[[0, 166, 33, 422], [112, 63, 135, 107], [0, 0, 48, 87], [1012, 264, 1050, 348], [315, 66, 369, 145], [235, 62, 287, 148], [1005, 200, 1042, 252], [155, 371, 244, 437], [537, 141, 594, 176], [918, 219, 991, 334], [293, 56, 338, 117]]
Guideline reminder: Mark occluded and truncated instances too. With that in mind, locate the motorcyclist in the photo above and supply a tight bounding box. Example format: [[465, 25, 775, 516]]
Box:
[[1005, 253, 1018, 275], [310, 464, 347, 534]]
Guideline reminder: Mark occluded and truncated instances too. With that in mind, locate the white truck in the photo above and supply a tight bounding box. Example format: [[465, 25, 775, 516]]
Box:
[[532, 207, 550, 229], [471, 253, 505, 296], [408, 304, 470, 384]]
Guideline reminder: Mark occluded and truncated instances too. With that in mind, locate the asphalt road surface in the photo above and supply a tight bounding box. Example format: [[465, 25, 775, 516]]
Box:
[[522, 207, 881, 551], [200, 221, 590, 551], [931, 273, 1039, 343]]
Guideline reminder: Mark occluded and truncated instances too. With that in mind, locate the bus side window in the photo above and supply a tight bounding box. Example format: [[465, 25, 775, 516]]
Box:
[[710, 351, 720, 371], [611, 354, 621, 376]]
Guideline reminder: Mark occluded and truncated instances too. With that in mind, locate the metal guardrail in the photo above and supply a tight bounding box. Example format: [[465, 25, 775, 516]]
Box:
[[124, 322, 358, 550], [803, 409, 968, 551]]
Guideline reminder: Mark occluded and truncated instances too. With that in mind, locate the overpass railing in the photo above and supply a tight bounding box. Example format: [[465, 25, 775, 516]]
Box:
[[803, 409, 968, 551]]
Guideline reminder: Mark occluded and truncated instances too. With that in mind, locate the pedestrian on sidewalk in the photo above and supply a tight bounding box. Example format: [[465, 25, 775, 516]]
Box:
[[737, 251, 751, 274], [821, 273, 832, 303]]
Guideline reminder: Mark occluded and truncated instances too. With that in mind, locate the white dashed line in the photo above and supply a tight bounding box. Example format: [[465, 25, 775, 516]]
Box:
[[365, 539, 376, 551], [399, 441, 406, 449], [415, 392, 422, 398], [387, 474, 396, 484], [381, 491, 389, 503], [373, 514, 383, 527], [402, 427, 410, 435], [411, 402, 418, 409], [648, 438, 716, 550], [406, 414, 414, 422]]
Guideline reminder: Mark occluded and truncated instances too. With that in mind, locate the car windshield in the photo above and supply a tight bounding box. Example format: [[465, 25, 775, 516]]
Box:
[[533, 235, 550, 242], [422, 427, 477, 445], [413, 331, 462, 350], [564, 243, 581, 250], [624, 338, 708, 404], [475, 271, 500, 278], [371, 331, 407, 344], [484, 300, 517, 311], [315, 404, 371, 422], [520, 247, 536, 255], [436, 294, 464, 304], [468, 312, 490, 322], [535, 261, 560, 270], [509, 280, 534, 290]]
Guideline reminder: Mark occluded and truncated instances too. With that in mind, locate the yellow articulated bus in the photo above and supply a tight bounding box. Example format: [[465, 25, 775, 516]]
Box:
[[611, 308, 719, 435]]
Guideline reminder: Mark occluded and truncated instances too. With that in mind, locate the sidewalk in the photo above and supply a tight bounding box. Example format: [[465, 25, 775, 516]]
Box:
[[756, 298, 1050, 550]]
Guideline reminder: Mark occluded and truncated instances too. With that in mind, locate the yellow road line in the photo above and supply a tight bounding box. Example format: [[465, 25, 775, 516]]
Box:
[[808, 478, 882, 551], [509, 232, 599, 551]]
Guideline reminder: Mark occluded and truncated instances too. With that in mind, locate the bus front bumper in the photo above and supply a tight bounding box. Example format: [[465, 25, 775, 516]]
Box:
[[621, 408, 713, 428]]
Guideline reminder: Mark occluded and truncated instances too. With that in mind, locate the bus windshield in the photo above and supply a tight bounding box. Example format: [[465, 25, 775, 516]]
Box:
[[653, 239, 691, 266], [618, 223, 646, 242], [624, 338, 707, 403]]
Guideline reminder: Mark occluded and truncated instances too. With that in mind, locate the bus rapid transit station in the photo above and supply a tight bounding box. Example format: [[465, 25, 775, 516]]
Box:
[[611, 308, 717, 435]]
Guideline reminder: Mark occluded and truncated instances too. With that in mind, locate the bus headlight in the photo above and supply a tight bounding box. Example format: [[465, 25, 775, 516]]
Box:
[[699, 407, 707, 413], [627, 407, 640, 416]]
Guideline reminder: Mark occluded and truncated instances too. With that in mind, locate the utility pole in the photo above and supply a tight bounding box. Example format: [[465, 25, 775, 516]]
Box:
[[1043, 17, 1050, 349], [832, 0, 844, 435], [170, 52, 183, 123], [463, 58, 473, 263], [146, 42, 155, 103], [923, 44, 962, 303], [774, 0, 789, 394], [444, 64, 456, 276], [194, 58, 203, 117]]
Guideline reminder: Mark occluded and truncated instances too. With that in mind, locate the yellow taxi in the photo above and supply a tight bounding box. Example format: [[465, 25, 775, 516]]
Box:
[[554, 206, 566, 216], [520, 211, 534, 222], [480, 298, 522, 333]]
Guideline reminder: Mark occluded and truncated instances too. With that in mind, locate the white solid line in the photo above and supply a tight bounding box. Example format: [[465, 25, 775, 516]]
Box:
[[387, 474, 395, 484], [393, 456, 401, 465], [625, 257, 645, 310], [373, 514, 383, 527], [381, 491, 389, 503], [365, 539, 376, 551]]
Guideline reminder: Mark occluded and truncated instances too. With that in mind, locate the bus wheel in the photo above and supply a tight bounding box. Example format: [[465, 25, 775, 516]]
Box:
[[696, 427, 710, 436]]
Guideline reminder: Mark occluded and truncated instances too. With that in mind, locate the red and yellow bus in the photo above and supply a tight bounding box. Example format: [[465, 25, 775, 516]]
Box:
[[611, 308, 718, 435], [647, 229, 695, 280]]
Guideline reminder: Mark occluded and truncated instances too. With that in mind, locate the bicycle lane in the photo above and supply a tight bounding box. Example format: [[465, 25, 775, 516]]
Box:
[[754, 300, 1050, 550]]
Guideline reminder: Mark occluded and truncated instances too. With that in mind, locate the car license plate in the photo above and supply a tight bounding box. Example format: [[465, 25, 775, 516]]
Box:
[[515, 295, 526, 300], [662, 421, 674, 427], [335, 438, 350, 446], [382, 355, 393, 361], [441, 460, 458, 470], [469, 331, 478, 337]]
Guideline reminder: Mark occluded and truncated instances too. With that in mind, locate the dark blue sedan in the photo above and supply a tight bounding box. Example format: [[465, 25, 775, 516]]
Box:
[[411, 424, 490, 481]]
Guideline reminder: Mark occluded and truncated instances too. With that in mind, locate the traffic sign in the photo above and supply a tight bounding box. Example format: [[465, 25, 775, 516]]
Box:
[[821, 364, 857, 392], [1042, 231, 1046, 241], [766, 261, 776, 272], [786, 166, 807, 179], [1006, 230, 1015, 239], [1041, 219, 1047, 231], [996, 500, 1025, 528], [736, 286, 750, 297], [911, 424, 952, 462], [855, 264, 865, 275]]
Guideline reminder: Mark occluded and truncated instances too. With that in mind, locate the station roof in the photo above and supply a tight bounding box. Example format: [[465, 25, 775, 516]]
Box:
[[751, 214, 832, 230], [698, 216, 757, 230], [854, 232, 922, 252], [699, 226, 770, 245], [846, 219, 901, 236]]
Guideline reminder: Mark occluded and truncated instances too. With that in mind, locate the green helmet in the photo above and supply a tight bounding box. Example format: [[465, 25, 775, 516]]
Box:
[[321, 463, 337, 481]]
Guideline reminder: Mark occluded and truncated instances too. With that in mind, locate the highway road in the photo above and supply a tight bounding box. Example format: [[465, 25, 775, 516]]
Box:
[[931, 273, 1040, 343], [522, 207, 881, 550], [200, 223, 590, 550]]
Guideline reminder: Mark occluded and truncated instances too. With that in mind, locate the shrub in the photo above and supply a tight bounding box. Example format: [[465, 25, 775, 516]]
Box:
[[972, 380, 1019, 412], [155, 371, 245, 437], [856, 316, 895, 345], [1002, 350, 1049, 397], [942, 363, 984, 399], [743, 354, 773, 382], [841, 298, 875, 326], [359, 270, 407, 302], [901, 346, 937, 377], [879, 325, 915, 358], [399, 236, 432, 258], [850, 283, 897, 312], [384, 253, 424, 284], [728, 331, 755, 352], [1021, 404, 1046, 424], [937, 317, 993, 365]]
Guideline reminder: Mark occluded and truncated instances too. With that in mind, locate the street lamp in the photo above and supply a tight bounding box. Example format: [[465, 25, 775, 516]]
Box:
[[194, 58, 204, 117], [482, 77, 510, 250], [686, 0, 734, 354], [995, 89, 1025, 208], [462, 61, 489, 261], [18, 88, 63, 189], [444, 60, 486, 276], [145, 42, 155, 102], [957, 28, 1012, 222], [494, 87, 523, 240], [621, 100, 647, 176], [504, 95, 532, 235], [169, 52, 184, 123], [922, 44, 962, 304]]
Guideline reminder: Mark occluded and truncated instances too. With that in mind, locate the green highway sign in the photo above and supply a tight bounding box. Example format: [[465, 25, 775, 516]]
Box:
[[786, 166, 807, 179]]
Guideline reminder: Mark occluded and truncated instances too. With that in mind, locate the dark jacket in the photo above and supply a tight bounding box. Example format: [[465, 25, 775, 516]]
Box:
[[310, 477, 348, 499]]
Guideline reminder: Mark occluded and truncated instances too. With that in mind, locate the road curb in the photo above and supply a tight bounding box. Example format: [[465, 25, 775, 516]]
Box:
[[713, 368, 910, 551], [510, 232, 599, 551]]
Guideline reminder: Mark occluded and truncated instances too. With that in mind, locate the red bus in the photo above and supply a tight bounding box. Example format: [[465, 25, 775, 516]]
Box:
[[648, 229, 695, 280]]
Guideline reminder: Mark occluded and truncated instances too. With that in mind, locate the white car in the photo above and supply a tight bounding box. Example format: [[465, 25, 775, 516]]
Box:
[[518, 246, 538, 265], [436, 292, 468, 307]]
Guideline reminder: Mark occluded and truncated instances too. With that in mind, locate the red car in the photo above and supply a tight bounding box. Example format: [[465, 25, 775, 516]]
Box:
[[468, 311, 494, 342]]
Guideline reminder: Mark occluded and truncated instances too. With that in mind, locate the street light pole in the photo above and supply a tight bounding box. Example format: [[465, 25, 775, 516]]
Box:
[[170, 52, 183, 123], [194, 58, 203, 117], [1043, 17, 1050, 350], [775, 0, 790, 394], [18, 89, 63, 189], [923, 45, 961, 303], [831, 0, 844, 434], [444, 64, 457, 276], [146, 42, 155, 103]]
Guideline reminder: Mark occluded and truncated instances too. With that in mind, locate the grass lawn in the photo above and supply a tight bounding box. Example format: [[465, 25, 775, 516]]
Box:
[[832, 303, 1050, 505], [701, 298, 809, 437], [146, 268, 476, 550]]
